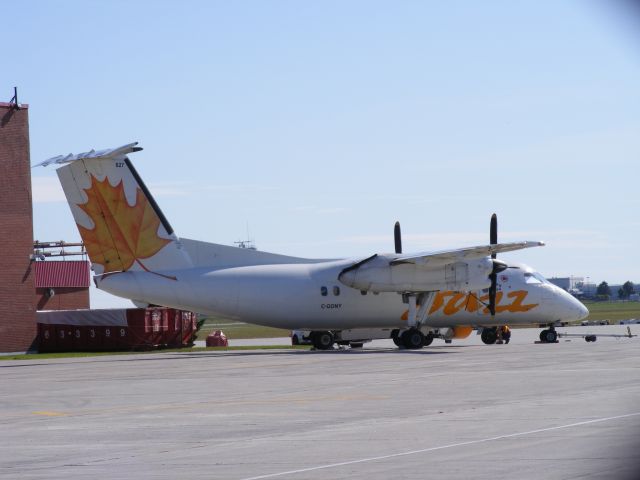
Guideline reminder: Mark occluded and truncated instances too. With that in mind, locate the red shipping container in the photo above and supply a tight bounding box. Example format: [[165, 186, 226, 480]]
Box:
[[85, 326, 103, 351], [37, 307, 197, 352], [113, 326, 129, 349], [181, 311, 196, 346], [55, 325, 74, 352], [38, 324, 57, 353], [164, 309, 181, 347], [71, 326, 86, 351], [145, 308, 169, 346], [127, 310, 150, 349], [101, 325, 117, 351]]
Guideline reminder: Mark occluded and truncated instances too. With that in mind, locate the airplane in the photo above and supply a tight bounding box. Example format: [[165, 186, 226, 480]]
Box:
[[36, 142, 589, 350], [293, 260, 589, 348]]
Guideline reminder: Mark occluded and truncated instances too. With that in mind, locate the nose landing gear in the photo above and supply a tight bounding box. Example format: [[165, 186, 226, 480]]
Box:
[[480, 327, 498, 344], [539, 326, 558, 343]]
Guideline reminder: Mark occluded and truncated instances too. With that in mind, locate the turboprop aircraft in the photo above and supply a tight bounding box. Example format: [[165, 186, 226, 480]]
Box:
[[36, 142, 589, 350]]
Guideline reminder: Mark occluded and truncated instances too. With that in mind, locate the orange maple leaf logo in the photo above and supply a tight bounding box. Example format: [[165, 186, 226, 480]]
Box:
[[77, 175, 171, 276]]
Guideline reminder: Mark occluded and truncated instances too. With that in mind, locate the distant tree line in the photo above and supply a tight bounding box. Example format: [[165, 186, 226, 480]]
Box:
[[595, 281, 635, 300]]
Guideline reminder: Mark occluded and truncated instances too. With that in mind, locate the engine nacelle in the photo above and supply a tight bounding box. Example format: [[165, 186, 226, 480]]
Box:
[[434, 326, 475, 340], [338, 254, 493, 293]]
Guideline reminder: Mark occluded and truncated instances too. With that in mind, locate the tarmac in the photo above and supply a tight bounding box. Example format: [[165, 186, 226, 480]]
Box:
[[1, 325, 639, 480]]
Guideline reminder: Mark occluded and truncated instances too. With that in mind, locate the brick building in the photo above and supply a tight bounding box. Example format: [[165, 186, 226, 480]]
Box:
[[0, 100, 37, 352]]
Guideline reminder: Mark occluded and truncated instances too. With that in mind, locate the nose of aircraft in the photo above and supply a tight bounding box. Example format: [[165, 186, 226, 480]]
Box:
[[557, 287, 589, 322], [576, 299, 589, 321]]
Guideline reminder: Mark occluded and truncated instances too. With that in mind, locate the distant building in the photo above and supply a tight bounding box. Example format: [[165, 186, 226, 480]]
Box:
[[549, 276, 639, 300], [548, 276, 593, 296], [548, 277, 601, 299], [548, 277, 571, 291]]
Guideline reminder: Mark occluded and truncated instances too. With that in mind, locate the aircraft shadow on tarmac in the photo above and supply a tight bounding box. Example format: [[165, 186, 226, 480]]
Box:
[[0, 346, 462, 368], [178, 348, 456, 359]]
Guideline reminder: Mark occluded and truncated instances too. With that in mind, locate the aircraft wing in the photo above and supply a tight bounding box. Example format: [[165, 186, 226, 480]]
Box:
[[339, 240, 545, 293], [389, 241, 544, 266]]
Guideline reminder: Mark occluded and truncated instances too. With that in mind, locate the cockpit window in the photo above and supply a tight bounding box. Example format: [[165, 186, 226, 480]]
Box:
[[533, 272, 547, 283], [524, 272, 547, 284]]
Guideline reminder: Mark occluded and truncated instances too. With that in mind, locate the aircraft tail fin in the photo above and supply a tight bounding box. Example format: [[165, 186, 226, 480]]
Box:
[[40, 143, 192, 276]]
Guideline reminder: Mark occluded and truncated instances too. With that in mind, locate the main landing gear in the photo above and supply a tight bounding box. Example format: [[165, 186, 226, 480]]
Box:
[[539, 326, 558, 343], [392, 291, 437, 350], [402, 329, 424, 349], [311, 331, 334, 350], [392, 328, 434, 349]]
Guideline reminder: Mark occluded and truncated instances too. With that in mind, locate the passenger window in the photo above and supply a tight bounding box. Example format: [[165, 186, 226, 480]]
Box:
[[333, 286, 340, 296], [321, 286, 328, 296]]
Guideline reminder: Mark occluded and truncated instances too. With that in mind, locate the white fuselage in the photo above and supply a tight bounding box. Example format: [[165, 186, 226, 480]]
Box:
[[95, 242, 588, 330]]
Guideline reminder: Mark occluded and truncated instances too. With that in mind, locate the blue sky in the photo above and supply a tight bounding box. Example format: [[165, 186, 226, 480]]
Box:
[[6, 1, 639, 307]]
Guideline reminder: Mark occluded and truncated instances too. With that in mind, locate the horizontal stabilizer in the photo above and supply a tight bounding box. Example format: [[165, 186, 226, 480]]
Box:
[[32, 142, 143, 168]]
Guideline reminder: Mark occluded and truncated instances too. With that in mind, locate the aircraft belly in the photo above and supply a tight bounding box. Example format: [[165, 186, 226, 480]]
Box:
[[236, 290, 406, 330]]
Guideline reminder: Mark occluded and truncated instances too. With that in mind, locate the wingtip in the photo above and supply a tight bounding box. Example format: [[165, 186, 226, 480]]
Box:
[[526, 240, 545, 247]]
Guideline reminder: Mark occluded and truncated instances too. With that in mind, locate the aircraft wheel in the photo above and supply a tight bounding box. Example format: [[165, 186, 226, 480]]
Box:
[[539, 330, 548, 342], [423, 332, 434, 347], [350, 342, 364, 349], [312, 331, 334, 350], [481, 327, 497, 345], [392, 336, 403, 347], [542, 329, 557, 343], [402, 329, 425, 349]]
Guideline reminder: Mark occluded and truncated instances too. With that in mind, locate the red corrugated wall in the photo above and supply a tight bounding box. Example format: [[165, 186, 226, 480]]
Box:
[[34, 261, 90, 288], [34, 261, 91, 311]]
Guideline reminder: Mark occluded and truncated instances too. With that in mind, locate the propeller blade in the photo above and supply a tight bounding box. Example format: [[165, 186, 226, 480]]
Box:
[[394, 221, 402, 254], [488, 277, 497, 316], [490, 213, 497, 259], [489, 213, 498, 316]]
